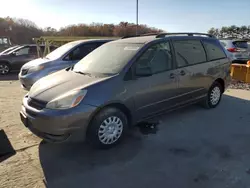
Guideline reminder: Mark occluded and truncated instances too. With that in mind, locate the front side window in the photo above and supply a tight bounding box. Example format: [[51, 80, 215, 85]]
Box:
[[135, 41, 173, 76], [15, 47, 29, 56], [173, 40, 206, 67], [203, 39, 226, 61]]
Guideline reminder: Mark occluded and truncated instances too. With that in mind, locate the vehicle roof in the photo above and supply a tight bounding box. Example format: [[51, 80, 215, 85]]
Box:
[[111, 35, 217, 45], [69, 39, 114, 45], [219, 38, 248, 42]]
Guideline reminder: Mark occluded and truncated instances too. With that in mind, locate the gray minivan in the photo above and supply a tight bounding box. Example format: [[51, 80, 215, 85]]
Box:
[[20, 33, 232, 149], [18, 39, 112, 90]]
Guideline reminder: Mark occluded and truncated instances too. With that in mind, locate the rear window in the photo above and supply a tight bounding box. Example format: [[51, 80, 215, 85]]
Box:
[[233, 41, 248, 49], [202, 39, 226, 61]]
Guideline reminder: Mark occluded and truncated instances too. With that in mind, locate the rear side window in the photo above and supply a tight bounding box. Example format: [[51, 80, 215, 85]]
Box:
[[173, 40, 206, 67], [233, 41, 248, 49], [29, 46, 37, 55], [202, 40, 226, 61]]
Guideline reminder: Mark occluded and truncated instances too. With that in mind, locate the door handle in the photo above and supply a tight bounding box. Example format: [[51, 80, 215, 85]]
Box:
[[179, 70, 186, 76], [169, 73, 175, 79]]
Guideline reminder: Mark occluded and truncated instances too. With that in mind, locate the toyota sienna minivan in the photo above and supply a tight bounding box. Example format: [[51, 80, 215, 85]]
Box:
[[20, 33, 232, 149]]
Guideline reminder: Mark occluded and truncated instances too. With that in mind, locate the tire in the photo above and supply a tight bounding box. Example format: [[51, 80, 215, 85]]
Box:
[[86, 107, 128, 149], [201, 81, 223, 109], [0, 62, 10, 75]]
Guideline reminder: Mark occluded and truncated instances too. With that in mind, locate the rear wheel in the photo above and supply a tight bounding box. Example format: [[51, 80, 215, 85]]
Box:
[[201, 81, 222, 109], [0, 62, 10, 75], [86, 107, 128, 149]]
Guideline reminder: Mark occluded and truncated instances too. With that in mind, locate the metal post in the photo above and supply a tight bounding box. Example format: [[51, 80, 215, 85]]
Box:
[[136, 0, 138, 35]]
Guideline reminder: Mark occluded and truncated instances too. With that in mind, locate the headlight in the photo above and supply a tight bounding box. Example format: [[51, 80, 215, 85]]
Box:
[[27, 65, 44, 73], [46, 89, 87, 109]]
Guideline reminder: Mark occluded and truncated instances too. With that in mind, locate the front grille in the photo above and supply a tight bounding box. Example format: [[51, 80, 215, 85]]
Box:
[[21, 68, 28, 76], [27, 97, 47, 110]]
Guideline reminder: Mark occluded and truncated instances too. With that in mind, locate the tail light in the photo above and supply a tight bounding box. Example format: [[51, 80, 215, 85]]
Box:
[[227, 48, 237, 52]]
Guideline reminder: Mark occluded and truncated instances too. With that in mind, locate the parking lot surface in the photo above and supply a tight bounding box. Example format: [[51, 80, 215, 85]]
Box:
[[1, 74, 250, 188]]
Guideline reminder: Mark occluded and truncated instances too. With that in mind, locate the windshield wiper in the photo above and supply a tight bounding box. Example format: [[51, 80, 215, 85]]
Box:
[[74, 71, 92, 76]]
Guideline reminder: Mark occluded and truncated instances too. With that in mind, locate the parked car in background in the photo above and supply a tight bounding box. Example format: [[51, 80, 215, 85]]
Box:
[[18, 39, 113, 90], [220, 39, 250, 63], [0, 45, 20, 55], [0, 44, 55, 75], [0, 36, 12, 52], [20, 33, 232, 149]]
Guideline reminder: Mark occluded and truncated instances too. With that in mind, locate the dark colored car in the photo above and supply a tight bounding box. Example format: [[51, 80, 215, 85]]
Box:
[[0, 44, 56, 75], [0, 36, 12, 52], [20, 33, 232, 149], [18, 39, 113, 90]]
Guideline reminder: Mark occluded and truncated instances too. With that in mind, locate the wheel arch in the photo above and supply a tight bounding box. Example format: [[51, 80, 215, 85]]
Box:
[[214, 78, 225, 93], [87, 102, 133, 130], [0, 60, 11, 68]]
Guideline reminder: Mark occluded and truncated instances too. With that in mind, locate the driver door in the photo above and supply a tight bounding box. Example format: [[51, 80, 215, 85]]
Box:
[[125, 41, 179, 120]]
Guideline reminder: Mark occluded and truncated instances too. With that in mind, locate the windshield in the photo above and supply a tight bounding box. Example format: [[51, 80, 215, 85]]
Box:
[[46, 41, 80, 60], [73, 42, 143, 75]]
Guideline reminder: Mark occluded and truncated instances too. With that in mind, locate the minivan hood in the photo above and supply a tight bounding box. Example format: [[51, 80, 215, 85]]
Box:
[[29, 69, 113, 102], [22, 58, 51, 69]]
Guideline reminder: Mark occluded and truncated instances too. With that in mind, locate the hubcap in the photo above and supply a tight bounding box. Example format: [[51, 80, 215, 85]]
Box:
[[0, 64, 9, 74], [210, 86, 221, 105], [98, 116, 123, 145]]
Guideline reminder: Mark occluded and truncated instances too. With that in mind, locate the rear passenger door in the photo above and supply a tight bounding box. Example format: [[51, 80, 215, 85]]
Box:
[[172, 39, 208, 103]]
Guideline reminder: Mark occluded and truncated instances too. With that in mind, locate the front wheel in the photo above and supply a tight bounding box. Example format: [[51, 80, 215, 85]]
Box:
[[201, 81, 223, 109], [0, 62, 10, 75], [86, 107, 128, 149]]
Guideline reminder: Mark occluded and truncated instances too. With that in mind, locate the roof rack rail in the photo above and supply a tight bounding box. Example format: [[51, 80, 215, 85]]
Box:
[[121, 33, 159, 39], [156, 32, 216, 38]]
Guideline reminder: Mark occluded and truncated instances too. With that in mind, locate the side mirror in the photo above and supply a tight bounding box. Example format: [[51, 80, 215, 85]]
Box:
[[135, 66, 152, 77], [12, 51, 17, 56]]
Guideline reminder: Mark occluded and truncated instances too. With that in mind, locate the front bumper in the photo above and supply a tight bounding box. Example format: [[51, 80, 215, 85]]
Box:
[[20, 95, 97, 143], [18, 72, 39, 91]]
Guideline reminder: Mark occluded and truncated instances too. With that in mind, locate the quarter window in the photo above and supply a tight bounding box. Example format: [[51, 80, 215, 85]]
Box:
[[29, 46, 37, 55], [203, 40, 226, 61], [135, 41, 173, 76], [173, 40, 206, 67]]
